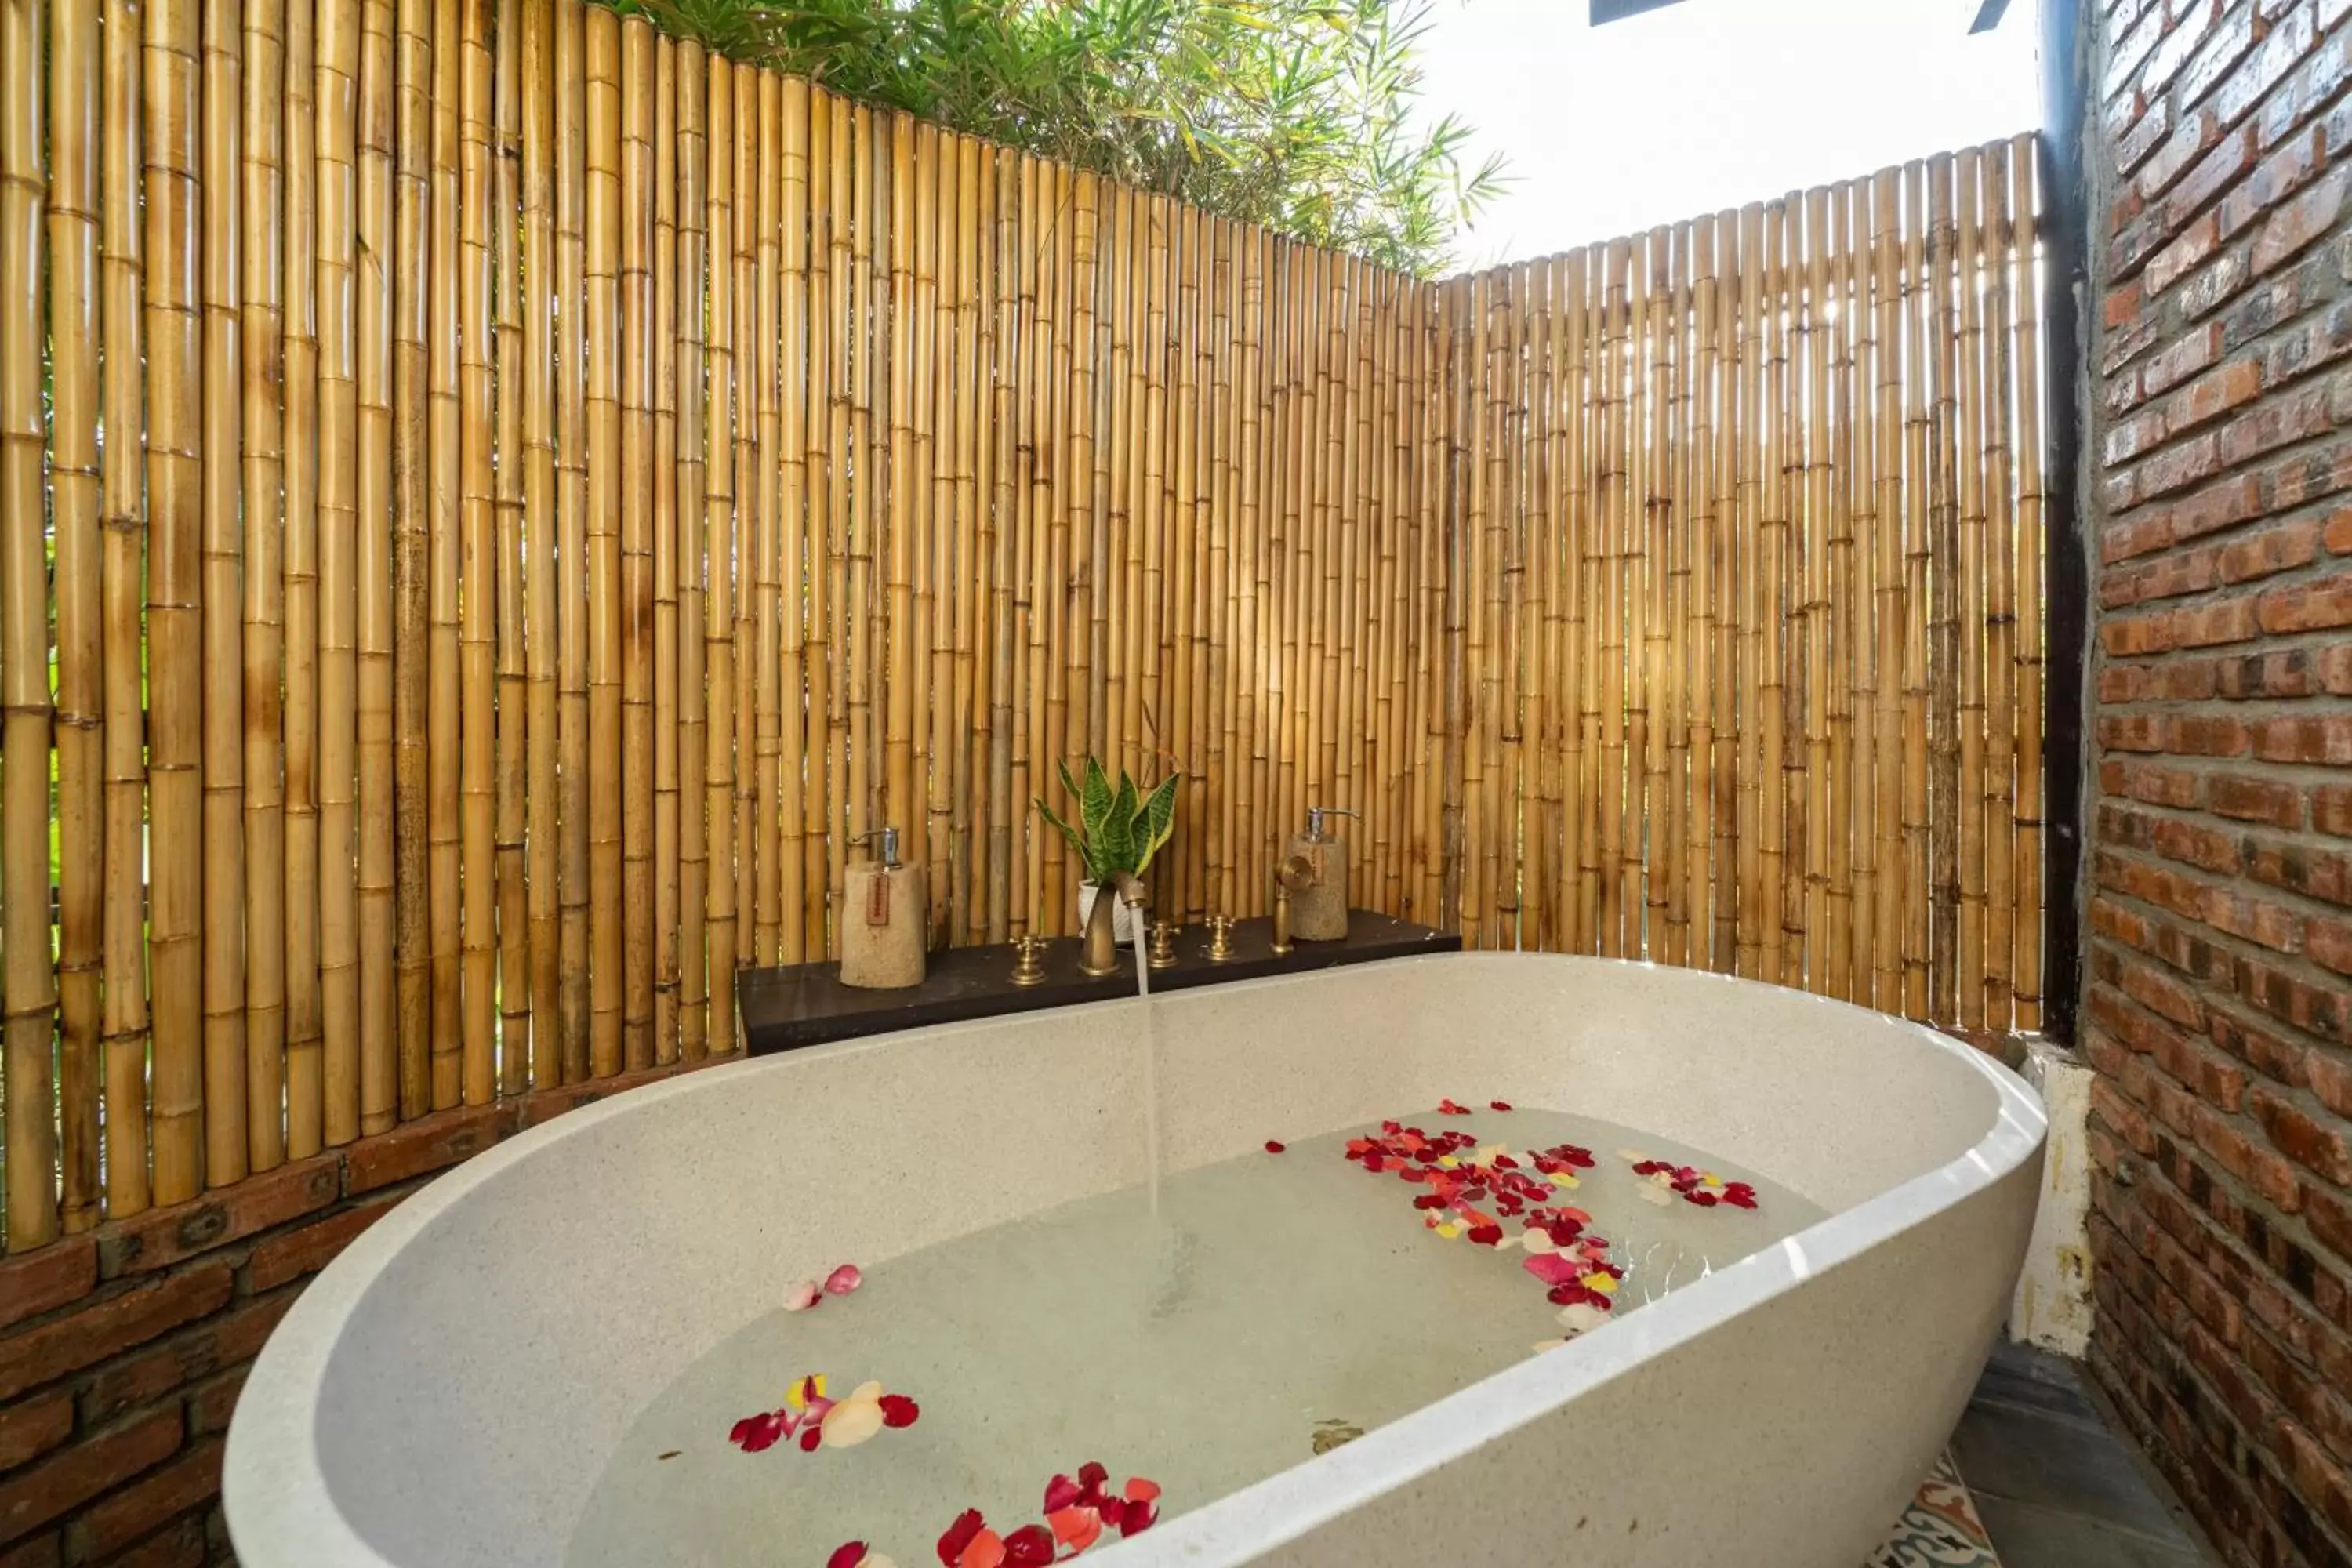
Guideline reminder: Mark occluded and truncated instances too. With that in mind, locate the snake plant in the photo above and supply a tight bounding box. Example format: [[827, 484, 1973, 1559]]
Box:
[[1035, 756, 1181, 887]]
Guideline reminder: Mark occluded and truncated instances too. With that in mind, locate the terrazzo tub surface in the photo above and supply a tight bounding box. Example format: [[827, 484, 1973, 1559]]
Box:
[[225, 953, 2045, 1568]]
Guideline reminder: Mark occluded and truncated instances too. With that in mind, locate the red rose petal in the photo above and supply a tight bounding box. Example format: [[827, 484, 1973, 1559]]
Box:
[[880, 1394, 921, 1428], [1686, 1189, 1719, 1207], [1264, 1140, 1286, 1153], [1096, 1497, 1127, 1530], [798, 1424, 823, 1452], [938, 1509, 987, 1566], [1489, 1099, 1513, 1111], [1078, 1460, 1109, 1490], [1437, 1098, 1470, 1116], [1002, 1524, 1056, 1567], [1120, 1500, 1159, 1537], [1412, 1192, 1446, 1210], [1467, 1224, 1504, 1246], [1126, 1476, 1163, 1504], [1043, 1474, 1081, 1514], [730, 1411, 788, 1452], [958, 1529, 1006, 1568], [1046, 1507, 1102, 1552], [829, 1543, 869, 1568]]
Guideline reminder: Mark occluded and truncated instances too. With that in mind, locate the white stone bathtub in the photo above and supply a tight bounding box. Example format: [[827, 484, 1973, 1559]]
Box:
[[226, 953, 2045, 1568]]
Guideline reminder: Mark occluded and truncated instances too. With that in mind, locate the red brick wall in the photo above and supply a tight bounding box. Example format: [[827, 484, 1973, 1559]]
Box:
[[0, 1061, 699, 1567], [2088, 2, 2352, 1564]]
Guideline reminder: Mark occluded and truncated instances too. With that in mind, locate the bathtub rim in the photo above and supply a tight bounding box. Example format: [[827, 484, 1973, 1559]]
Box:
[[222, 952, 2047, 1567]]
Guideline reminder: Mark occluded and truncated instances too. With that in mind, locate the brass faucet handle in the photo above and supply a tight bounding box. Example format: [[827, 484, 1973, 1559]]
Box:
[[1274, 853, 1316, 891], [1148, 920, 1180, 970], [1009, 933, 1049, 986], [1203, 913, 1237, 961]]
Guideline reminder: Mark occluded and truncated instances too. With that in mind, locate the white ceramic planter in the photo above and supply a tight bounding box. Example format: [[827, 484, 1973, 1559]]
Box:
[[227, 954, 2044, 1568], [1077, 878, 1142, 946]]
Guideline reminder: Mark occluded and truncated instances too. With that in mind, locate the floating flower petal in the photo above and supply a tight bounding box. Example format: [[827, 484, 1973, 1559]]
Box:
[[1125, 1477, 1162, 1504], [1046, 1507, 1102, 1552], [1264, 1140, 1286, 1153], [956, 1528, 1005, 1568], [1557, 1301, 1607, 1334], [1489, 1099, 1513, 1111], [822, 1396, 887, 1449], [829, 1543, 869, 1568], [1437, 1098, 1471, 1116], [880, 1395, 921, 1428], [938, 1511, 987, 1566], [825, 1264, 865, 1297], [1000, 1525, 1055, 1567], [729, 1411, 789, 1453], [782, 1279, 821, 1312]]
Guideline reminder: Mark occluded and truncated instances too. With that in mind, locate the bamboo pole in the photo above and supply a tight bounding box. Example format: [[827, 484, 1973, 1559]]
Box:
[[1686, 219, 1718, 974], [805, 87, 836, 960], [103, 0, 155, 1213], [749, 75, 782, 969], [1955, 149, 1987, 1032], [491, 0, 528, 1091], [885, 118, 917, 878], [2, 0, 56, 1244], [457, 0, 495, 1102], [1757, 201, 1788, 989], [1871, 167, 1905, 1009], [522, 0, 561, 1086], [390, 0, 430, 1120], [200, 0, 250, 1186], [986, 149, 1018, 942], [909, 125, 938, 937], [1801, 187, 1831, 996], [584, 6, 621, 1074], [1983, 137, 2017, 1031], [732, 71, 759, 978], [1900, 159, 1930, 1020], [51, 0, 104, 1229], [702, 56, 736, 1051], [1711, 215, 1740, 971], [826, 93, 855, 956], [953, 133, 985, 946], [677, 40, 709, 1058], [241, 0, 288, 1170], [844, 104, 875, 935], [618, 16, 652, 1069], [355, 0, 397, 1133], [652, 34, 679, 1057], [318, 0, 363, 1142], [2010, 134, 2043, 1032], [424, 0, 460, 1110], [147, 0, 209, 1196], [1847, 177, 1879, 1007], [282, 0, 324, 1152], [1658, 230, 1688, 969], [1926, 153, 1960, 1024], [554, 0, 588, 1081], [941, 136, 977, 944], [775, 77, 807, 967], [1733, 205, 1763, 979]]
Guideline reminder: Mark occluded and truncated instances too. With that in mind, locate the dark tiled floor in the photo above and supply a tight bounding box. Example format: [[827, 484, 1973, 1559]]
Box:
[[1953, 1340, 2222, 1568]]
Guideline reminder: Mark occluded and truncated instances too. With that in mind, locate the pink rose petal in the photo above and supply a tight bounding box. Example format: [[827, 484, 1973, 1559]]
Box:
[[824, 1263, 864, 1297], [782, 1279, 821, 1312]]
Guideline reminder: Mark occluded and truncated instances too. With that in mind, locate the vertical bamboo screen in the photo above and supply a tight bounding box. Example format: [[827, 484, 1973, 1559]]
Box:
[[0, 0, 2046, 1252], [1443, 145, 2046, 1032]]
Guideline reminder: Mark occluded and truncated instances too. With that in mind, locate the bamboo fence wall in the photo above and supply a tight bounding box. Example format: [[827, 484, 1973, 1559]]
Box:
[[0, 0, 2045, 1253]]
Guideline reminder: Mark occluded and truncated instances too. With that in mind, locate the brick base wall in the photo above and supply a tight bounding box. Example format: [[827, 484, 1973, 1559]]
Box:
[[2088, 2, 2352, 1565], [0, 1058, 709, 1567]]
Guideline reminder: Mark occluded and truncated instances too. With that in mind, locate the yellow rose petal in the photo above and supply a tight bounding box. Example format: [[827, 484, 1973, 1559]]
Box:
[[1703, 1174, 1724, 1187], [1581, 1272, 1618, 1295], [1436, 1156, 1460, 1169], [1556, 1302, 1606, 1334], [820, 1396, 886, 1449], [1548, 1171, 1581, 1189], [1434, 1222, 1461, 1240], [783, 1373, 829, 1411]]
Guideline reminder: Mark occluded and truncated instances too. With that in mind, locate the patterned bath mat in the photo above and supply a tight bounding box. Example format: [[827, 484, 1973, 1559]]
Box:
[[1864, 1452, 2002, 1567]]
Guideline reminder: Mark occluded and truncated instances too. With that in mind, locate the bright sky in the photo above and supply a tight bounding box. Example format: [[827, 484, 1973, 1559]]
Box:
[[1416, 0, 2047, 269]]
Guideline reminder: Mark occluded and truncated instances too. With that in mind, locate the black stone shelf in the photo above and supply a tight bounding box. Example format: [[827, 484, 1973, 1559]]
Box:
[[737, 911, 1459, 1057]]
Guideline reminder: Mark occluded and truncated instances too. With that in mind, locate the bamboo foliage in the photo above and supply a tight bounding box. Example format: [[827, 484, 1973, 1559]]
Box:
[[0, 0, 2053, 1251]]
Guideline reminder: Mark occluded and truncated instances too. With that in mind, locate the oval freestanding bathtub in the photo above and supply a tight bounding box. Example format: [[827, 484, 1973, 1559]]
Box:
[[226, 953, 2045, 1568]]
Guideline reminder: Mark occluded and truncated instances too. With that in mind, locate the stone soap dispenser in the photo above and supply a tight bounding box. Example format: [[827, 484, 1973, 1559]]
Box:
[[840, 828, 925, 989], [1285, 805, 1357, 942]]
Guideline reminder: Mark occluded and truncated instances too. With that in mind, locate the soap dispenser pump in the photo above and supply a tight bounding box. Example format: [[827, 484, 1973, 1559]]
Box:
[[1285, 805, 1356, 942], [839, 827, 926, 989]]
